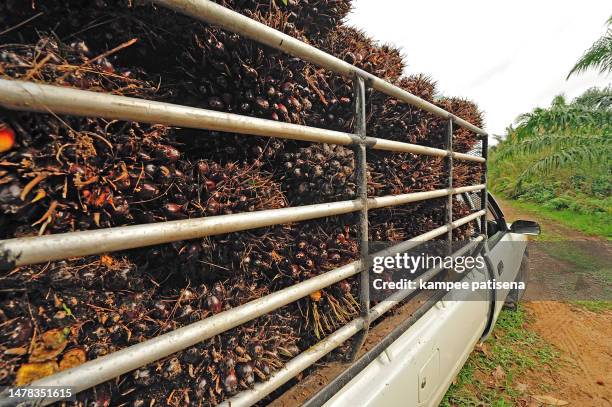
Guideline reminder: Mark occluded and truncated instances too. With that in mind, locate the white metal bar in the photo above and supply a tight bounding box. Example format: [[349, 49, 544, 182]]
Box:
[[453, 151, 485, 163], [152, 0, 487, 137], [368, 184, 485, 209], [0, 199, 362, 267], [368, 138, 485, 163], [453, 210, 486, 228], [481, 137, 489, 235], [446, 118, 454, 250], [369, 137, 446, 157], [0, 79, 356, 145], [220, 236, 485, 407], [0, 186, 485, 268], [0, 79, 484, 162]]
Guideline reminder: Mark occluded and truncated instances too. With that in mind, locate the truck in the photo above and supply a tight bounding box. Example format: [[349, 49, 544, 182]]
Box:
[[0, 1, 540, 406]]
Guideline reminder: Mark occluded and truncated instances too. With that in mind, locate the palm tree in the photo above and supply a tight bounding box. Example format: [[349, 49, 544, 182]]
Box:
[[495, 133, 611, 186], [511, 93, 611, 140], [567, 15, 612, 78], [573, 85, 612, 110], [491, 89, 612, 192]]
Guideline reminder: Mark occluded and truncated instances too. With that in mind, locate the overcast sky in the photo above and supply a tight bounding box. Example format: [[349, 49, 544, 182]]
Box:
[[347, 1, 611, 140]]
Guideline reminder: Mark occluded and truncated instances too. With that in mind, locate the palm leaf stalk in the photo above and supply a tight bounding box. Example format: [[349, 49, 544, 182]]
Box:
[[567, 15, 612, 78]]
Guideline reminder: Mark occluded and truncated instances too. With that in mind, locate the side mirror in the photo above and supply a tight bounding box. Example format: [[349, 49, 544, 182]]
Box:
[[509, 220, 541, 235]]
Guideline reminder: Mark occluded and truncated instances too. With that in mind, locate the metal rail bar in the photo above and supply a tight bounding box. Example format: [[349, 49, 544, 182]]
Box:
[[368, 184, 484, 209], [372, 210, 484, 260], [221, 234, 485, 407], [350, 75, 370, 359], [0, 79, 354, 145], [0, 187, 485, 268], [0, 80, 485, 163], [1, 211, 482, 406], [0, 200, 361, 267], [153, 0, 487, 137], [446, 118, 454, 251], [480, 137, 489, 235], [367, 137, 484, 162]]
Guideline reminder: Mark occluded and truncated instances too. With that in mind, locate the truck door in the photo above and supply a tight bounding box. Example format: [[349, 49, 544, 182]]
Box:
[[483, 194, 527, 327]]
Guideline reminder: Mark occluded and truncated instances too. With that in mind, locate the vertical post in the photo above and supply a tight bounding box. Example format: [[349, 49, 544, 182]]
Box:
[[349, 74, 369, 360], [445, 117, 454, 254], [480, 134, 489, 236]]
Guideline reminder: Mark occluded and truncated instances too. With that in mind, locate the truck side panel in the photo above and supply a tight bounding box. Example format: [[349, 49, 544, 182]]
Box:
[[324, 270, 489, 406]]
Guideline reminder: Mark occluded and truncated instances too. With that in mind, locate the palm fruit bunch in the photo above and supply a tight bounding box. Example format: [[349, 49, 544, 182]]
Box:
[[267, 218, 361, 339], [217, 0, 352, 45], [369, 198, 474, 243], [367, 153, 445, 197], [323, 26, 405, 82], [437, 97, 484, 153], [275, 143, 357, 205], [0, 255, 306, 405], [0, 0, 485, 404]]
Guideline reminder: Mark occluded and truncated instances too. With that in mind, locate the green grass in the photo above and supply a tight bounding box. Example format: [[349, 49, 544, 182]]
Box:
[[572, 300, 612, 313], [505, 199, 612, 239], [441, 306, 558, 407]]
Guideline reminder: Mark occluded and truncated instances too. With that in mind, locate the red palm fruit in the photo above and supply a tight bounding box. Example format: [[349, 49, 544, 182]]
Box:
[[155, 145, 180, 163], [137, 183, 158, 200], [163, 203, 184, 219], [205, 179, 217, 192], [0, 124, 15, 153], [223, 371, 238, 394], [207, 295, 222, 313], [339, 280, 351, 294]]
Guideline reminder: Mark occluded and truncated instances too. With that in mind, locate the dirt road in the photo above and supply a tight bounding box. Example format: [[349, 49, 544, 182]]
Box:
[[499, 199, 612, 406]]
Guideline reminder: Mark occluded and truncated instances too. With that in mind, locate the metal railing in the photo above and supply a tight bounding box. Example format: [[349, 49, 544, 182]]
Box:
[[0, 1, 489, 405]]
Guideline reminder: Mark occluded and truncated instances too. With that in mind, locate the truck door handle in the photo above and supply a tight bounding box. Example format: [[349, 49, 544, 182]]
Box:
[[497, 260, 504, 275]]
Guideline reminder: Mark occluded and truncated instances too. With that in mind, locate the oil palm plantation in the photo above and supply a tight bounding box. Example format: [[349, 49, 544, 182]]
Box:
[[490, 87, 611, 195]]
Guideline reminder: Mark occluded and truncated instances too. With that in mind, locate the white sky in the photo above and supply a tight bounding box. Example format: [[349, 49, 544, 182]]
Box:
[[347, 1, 611, 140]]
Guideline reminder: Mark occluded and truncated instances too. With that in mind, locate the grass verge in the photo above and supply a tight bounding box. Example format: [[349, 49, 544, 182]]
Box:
[[502, 199, 611, 239], [441, 306, 558, 407], [571, 300, 612, 313]]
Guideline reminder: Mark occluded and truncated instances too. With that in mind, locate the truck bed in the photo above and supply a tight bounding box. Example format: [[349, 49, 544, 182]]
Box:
[[271, 293, 430, 406]]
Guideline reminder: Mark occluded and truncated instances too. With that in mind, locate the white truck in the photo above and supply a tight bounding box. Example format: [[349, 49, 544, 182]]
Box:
[[0, 1, 540, 406]]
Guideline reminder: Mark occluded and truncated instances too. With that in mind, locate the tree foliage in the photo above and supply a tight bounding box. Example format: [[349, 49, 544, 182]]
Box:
[[490, 87, 612, 194], [573, 85, 612, 110], [567, 15, 612, 78]]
